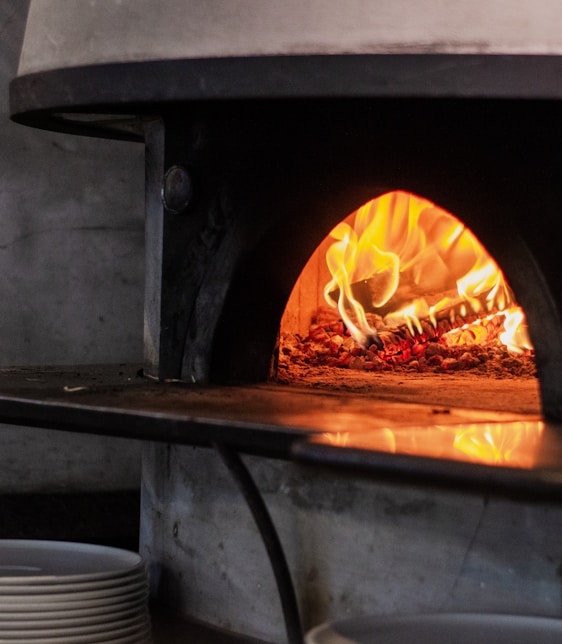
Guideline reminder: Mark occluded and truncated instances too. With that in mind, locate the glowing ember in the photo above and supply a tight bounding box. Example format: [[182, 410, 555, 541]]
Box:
[[323, 191, 533, 354]]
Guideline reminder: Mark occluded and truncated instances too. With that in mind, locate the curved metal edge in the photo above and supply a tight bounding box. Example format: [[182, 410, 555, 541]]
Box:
[[214, 442, 303, 644], [290, 438, 562, 502], [10, 54, 562, 139]]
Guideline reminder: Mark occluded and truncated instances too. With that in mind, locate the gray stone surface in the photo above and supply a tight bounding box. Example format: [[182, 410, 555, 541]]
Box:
[[0, 1, 144, 492], [141, 444, 562, 643], [2, 2, 145, 368], [0, 425, 142, 492], [18, 0, 562, 76]]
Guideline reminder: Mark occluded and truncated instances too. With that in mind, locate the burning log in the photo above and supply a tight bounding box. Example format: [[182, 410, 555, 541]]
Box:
[[328, 277, 514, 357], [330, 276, 511, 322]]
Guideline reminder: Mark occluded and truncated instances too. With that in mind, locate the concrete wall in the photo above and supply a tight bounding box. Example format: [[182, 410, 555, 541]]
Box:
[[18, 0, 562, 76], [142, 444, 562, 643], [0, 1, 145, 492]]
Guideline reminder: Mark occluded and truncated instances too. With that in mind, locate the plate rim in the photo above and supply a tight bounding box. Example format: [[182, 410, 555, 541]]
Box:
[[0, 540, 143, 585]]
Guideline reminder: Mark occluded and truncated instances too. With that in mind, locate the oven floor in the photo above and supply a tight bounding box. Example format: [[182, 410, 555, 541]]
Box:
[[0, 363, 541, 446]]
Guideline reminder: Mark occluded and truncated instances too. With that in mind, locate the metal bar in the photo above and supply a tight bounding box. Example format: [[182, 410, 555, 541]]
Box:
[[13, 56, 562, 139], [214, 442, 303, 644], [143, 118, 166, 379]]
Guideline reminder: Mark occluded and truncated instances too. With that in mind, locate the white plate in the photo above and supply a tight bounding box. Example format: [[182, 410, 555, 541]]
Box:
[[306, 613, 562, 644], [0, 614, 149, 637], [0, 569, 147, 596], [0, 579, 147, 603], [0, 541, 143, 585], [0, 597, 147, 621], [0, 606, 144, 629], [0, 588, 148, 613]]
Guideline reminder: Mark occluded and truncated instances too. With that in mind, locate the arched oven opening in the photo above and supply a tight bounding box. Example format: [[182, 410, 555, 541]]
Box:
[[206, 99, 562, 421], [277, 190, 535, 393]]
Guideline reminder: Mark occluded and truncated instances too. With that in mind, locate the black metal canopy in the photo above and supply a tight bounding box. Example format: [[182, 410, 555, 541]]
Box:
[[10, 54, 562, 139]]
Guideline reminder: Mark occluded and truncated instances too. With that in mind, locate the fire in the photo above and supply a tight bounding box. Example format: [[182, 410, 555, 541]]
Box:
[[323, 191, 533, 353], [320, 420, 544, 468], [452, 420, 544, 467]]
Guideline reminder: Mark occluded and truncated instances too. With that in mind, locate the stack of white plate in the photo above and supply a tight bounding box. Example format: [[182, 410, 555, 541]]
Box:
[[0, 540, 151, 643]]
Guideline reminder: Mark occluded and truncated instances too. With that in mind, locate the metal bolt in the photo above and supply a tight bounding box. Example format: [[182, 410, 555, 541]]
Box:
[[161, 165, 193, 214]]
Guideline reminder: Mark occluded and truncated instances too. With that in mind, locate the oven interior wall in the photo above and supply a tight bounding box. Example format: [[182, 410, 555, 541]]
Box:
[[154, 99, 562, 417]]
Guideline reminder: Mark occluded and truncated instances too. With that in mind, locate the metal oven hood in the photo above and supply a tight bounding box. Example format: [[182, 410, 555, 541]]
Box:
[[16, 0, 562, 74]]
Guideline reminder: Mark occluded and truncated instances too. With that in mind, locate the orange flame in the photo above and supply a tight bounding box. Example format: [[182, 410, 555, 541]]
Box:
[[319, 420, 544, 468], [323, 191, 532, 352], [452, 421, 543, 466]]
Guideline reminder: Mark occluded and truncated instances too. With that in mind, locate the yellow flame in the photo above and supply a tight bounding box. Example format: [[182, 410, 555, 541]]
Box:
[[324, 191, 531, 352], [319, 421, 544, 468], [499, 307, 533, 353], [452, 421, 543, 467]]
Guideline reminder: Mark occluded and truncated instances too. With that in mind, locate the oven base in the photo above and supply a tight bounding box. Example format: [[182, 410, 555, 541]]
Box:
[[141, 443, 562, 643]]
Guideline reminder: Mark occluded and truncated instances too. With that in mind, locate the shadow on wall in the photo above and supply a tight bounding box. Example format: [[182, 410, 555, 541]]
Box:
[[0, 0, 145, 367], [0, 1, 143, 497]]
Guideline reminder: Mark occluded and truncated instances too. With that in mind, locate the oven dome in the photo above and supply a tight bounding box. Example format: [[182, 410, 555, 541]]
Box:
[[17, 0, 562, 76]]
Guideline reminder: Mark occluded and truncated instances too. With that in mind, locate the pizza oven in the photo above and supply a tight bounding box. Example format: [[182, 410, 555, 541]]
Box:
[[8, 2, 562, 642]]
